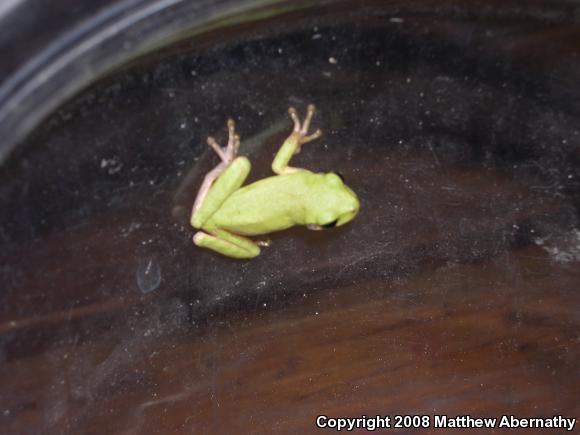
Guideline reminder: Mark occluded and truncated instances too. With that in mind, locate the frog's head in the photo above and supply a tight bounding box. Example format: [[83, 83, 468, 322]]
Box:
[[306, 172, 360, 230]]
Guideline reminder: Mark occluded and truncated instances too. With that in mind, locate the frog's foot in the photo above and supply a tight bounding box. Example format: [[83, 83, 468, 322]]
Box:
[[207, 118, 240, 164], [193, 119, 241, 215], [271, 104, 322, 175], [288, 104, 322, 153], [193, 230, 260, 259]]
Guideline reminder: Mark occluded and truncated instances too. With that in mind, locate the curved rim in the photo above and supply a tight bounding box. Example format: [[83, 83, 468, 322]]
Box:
[[0, 0, 295, 164]]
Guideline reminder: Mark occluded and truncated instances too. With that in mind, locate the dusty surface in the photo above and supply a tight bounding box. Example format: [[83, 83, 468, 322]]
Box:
[[1, 2, 580, 434]]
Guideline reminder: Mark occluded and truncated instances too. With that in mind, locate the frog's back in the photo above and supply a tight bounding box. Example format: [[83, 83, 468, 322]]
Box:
[[208, 172, 312, 235]]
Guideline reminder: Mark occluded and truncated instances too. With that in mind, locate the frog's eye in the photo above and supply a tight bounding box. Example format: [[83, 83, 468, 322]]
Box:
[[322, 219, 338, 229]]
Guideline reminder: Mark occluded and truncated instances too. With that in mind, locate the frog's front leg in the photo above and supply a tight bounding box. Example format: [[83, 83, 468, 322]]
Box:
[[271, 104, 322, 175]]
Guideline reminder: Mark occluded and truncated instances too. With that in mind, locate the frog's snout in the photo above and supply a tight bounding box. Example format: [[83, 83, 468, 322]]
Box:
[[336, 190, 360, 227]]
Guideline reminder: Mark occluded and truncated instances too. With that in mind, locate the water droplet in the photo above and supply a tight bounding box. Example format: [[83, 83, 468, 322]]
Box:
[[136, 256, 161, 293]]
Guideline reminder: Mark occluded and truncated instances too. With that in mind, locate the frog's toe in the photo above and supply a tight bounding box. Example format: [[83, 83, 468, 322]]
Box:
[[225, 118, 239, 159], [287, 104, 320, 138], [288, 107, 300, 132], [300, 103, 316, 134], [207, 136, 228, 162], [299, 128, 322, 145]]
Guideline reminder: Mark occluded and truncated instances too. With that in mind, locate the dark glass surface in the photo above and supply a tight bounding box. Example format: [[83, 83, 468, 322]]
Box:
[[0, 1, 579, 433]]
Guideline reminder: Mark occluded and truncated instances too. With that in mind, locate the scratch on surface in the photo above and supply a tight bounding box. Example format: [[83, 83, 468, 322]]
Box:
[[127, 389, 193, 435]]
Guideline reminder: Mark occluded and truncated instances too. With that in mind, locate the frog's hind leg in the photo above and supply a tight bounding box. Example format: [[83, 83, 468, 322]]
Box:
[[192, 119, 241, 216], [192, 161, 227, 216], [193, 230, 260, 259], [191, 155, 250, 229], [272, 104, 322, 175]]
